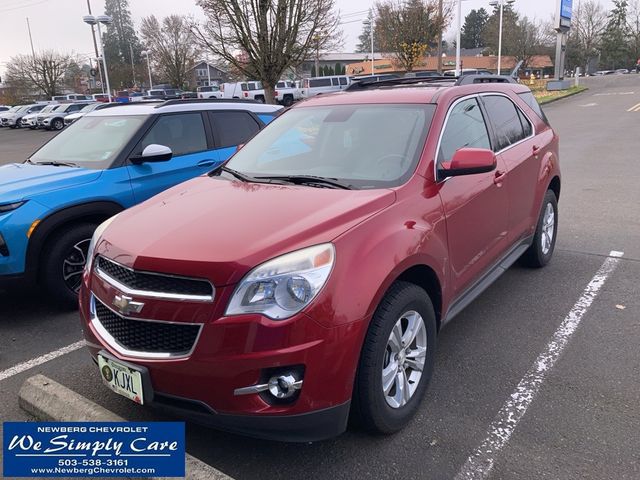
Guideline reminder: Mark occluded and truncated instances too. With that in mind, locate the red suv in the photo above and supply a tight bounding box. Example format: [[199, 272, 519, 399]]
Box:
[[80, 77, 560, 441]]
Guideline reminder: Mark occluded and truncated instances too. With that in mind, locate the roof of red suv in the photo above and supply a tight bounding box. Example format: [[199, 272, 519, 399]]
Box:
[[299, 81, 532, 107]]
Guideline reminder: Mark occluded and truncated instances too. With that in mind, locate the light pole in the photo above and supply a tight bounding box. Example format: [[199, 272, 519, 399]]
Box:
[[83, 15, 113, 102], [370, 15, 375, 76], [489, 0, 515, 75], [141, 51, 153, 90], [455, 0, 462, 76]]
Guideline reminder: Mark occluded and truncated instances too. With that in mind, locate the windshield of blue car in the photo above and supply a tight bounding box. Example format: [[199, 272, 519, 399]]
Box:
[[225, 104, 435, 189], [29, 115, 146, 169]]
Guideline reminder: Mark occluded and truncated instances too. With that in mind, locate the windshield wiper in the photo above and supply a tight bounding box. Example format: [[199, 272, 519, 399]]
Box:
[[211, 165, 255, 182], [253, 175, 354, 190], [32, 161, 79, 168]]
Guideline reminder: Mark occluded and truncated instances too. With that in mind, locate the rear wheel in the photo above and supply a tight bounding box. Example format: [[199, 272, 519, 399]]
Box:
[[255, 95, 265, 103], [522, 189, 558, 267], [282, 95, 294, 107], [352, 281, 436, 434], [41, 223, 97, 308], [52, 118, 64, 130]]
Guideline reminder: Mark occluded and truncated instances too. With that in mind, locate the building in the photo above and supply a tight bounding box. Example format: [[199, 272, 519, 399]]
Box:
[[186, 61, 229, 88], [298, 52, 387, 78], [346, 55, 554, 78]]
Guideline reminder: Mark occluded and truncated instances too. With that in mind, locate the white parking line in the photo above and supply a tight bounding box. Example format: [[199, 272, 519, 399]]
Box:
[[0, 340, 85, 382], [455, 250, 624, 480]]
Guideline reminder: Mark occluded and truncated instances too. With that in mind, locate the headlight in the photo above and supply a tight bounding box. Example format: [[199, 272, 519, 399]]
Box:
[[84, 214, 120, 274], [0, 201, 27, 214], [226, 243, 335, 320]]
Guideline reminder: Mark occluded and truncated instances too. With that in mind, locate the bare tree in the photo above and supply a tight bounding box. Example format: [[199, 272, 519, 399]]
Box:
[[141, 15, 201, 88], [374, 0, 446, 72], [192, 0, 341, 103], [628, 0, 640, 68], [511, 17, 555, 68], [4, 51, 73, 98], [567, 0, 607, 73]]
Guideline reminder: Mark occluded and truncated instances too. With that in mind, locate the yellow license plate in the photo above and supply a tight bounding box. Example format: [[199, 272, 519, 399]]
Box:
[[98, 355, 144, 405]]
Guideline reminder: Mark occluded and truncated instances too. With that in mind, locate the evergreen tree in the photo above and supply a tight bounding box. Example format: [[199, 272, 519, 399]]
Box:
[[461, 8, 489, 49], [103, 0, 143, 88], [600, 0, 631, 69]]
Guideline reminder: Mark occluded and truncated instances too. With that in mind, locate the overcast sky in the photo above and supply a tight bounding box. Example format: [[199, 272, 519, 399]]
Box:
[[0, 0, 615, 77]]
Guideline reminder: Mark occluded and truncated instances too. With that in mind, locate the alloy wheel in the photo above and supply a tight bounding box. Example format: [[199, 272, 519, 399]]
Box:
[[541, 202, 555, 255], [382, 310, 427, 408], [62, 238, 91, 293]]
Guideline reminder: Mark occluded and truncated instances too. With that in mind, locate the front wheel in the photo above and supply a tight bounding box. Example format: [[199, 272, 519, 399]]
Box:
[[52, 118, 64, 130], [41, 223, 97, 308], [352, 281, 437, 434], [522, 189, 558, 267]]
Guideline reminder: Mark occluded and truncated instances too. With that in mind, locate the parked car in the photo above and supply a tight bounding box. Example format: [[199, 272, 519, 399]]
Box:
[[144, 89, 182, 100], [51, 94, 92, 101], [221, 81, 266, 102], [197, 85, 223, 99], [352, 74, 400, 83], [21, 104, 61, 129], [405, 71, 442, 78], [0, 100, 283, 305], [275, 80, 302, 106], [443, 69, 493, 77], [300, 75, 351, 98], [78, 77, 560, 441], [115, 91, 144, 103], [92, 93, 110, 102], [37, 102, 93, 130], [64, 102, 118, 126], [614, 69, 629, 75], [0, 104, 46, 128], [0, 105, 10, 113]]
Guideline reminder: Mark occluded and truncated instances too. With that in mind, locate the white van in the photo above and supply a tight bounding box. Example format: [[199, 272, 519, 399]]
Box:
[[300, 75, 351, 98], [221, 81, 265, 102]]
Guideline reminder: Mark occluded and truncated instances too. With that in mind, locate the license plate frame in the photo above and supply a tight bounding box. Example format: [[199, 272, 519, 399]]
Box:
[[98, 354, 145, 405]]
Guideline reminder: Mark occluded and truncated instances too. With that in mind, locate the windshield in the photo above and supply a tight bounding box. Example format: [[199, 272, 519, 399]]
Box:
[[40, 105, 56, 114], [79, 103, 98, 112], [226, 104, 435, 189], [30, 115, 146, 169]]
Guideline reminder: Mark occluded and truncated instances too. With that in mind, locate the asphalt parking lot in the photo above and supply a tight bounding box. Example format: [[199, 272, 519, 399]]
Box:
[[1, 76, 639, 480]]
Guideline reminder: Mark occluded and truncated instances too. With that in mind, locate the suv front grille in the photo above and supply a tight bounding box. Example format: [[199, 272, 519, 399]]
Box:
[[93, 297, 201, 355], [96, 256, 214, 299]]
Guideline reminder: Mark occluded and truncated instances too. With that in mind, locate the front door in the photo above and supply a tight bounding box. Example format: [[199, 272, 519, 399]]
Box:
[[436, 96, 509, 297]]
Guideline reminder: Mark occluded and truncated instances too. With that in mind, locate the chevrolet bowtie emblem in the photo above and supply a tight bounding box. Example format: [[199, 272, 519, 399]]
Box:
[[112, 294, 144, 315]]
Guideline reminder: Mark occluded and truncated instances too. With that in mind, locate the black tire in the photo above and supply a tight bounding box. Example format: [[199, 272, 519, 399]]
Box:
[[521, 189, 558, 268], [352, 281, 437, 434], [282, 95, 294, 107], [52, 118, 64, 131], [41, 223, 97, 308], [255, 95, 265, 103]]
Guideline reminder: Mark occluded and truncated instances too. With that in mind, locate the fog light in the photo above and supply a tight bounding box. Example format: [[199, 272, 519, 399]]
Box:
[[268, 374, 303, 399]]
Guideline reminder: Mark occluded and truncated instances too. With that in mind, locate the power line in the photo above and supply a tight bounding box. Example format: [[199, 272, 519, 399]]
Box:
[[0, 0, 50, 13]]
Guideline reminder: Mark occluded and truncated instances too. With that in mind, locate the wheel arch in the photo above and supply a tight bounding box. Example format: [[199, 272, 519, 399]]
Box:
[[548, 175, 561, 200], [25, 201, 125, 279]]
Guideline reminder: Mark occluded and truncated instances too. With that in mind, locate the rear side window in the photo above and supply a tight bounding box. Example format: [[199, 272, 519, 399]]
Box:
[[140, 113, 207, 156], [209, 111, 260, 148], [481, 95, 530, 151], [517, 91, 550, 126], [339, 77, 348, 85], [331, 78, 339, 86], [438, 98, 491, 163], [310, 78, 331, 88]]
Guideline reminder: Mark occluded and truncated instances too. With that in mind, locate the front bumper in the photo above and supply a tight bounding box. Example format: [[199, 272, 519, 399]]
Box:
[[80, 268, 366, 441]]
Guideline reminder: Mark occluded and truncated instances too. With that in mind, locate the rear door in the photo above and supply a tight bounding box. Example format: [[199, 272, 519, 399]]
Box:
[[208, 110, 262, 162], [480, 94, 539, 243], [126, 112, 217, 202], [436, 96, 509, 297]]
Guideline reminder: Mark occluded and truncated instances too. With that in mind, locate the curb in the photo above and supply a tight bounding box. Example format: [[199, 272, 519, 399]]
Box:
[[18, 374, 234, 480]]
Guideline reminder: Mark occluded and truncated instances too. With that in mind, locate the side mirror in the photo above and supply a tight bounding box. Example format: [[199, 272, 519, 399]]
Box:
[[131, 144, 173, 164], [438, 147, 496, 181], [236, 143, 245, 152]]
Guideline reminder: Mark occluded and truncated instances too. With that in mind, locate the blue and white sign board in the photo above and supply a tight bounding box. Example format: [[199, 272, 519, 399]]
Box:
[[3, 422, 185, 477], [556, 0, 572, 29]]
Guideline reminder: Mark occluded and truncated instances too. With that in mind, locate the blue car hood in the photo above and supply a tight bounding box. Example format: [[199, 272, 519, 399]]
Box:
[[0, 163, 103, 204]]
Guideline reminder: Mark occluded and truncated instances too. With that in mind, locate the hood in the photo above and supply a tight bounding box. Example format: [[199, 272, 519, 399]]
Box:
[[65, 112, 85, 120], [99, 176, 395, 286], [0, 163, 102, 203]]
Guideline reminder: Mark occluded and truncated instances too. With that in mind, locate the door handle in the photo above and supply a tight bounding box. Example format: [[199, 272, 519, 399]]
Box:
[[197, 159, 217, 167], [493, 170, 507, 185], [532, 145, 541, 156]]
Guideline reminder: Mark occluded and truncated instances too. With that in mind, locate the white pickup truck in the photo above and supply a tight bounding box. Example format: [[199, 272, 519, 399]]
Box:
[[197, 85, 223, 99], [275, 80, 302, 106]]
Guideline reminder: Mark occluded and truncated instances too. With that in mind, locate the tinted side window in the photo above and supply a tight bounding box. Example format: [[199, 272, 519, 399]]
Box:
[[331, 78, 339, 86], [517, 91, 550, 125], [209, 111, 260, 148], [310, 78, 331, 88], [518, 109, 532, 137], [482, 95, 526, 151], [339, 77, 348, 85], [438, 98, 491, 163], [140, 113, 207, 156]]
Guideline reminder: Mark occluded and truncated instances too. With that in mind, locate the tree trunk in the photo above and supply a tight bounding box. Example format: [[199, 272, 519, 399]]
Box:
[[263, 83, 276, 104]]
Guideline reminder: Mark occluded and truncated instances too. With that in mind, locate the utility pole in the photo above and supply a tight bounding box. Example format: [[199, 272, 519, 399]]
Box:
[[371, 15, 375, 75], [86, 0, 105, 94], [455, 0, 462, 76], [26, 18, 36, 59], [129, 43, 136, 87], [436, 0, 443, 73]]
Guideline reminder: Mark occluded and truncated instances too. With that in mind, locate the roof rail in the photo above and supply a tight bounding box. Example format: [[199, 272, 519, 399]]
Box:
[[345, 76, 456, 91], [156, 98, 260, 108], [454, 74, 519, 86]]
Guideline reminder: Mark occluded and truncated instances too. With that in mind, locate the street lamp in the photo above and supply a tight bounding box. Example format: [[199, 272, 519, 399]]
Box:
[[141, 50, 153, 90], [83, 14, 113, 102], [489, 0, 515, 75]]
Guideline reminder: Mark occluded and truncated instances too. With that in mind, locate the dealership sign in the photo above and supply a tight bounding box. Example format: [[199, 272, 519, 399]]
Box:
[[3, 422, 185, 477], [556, 0, 572, 29]]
